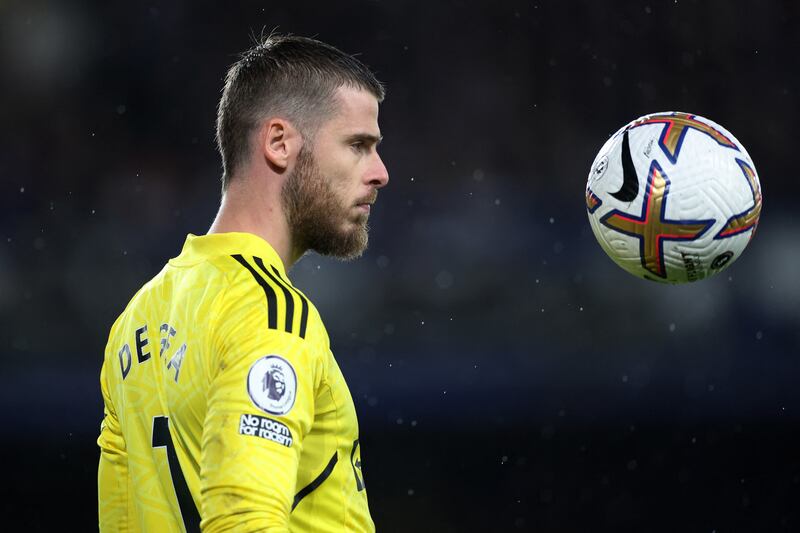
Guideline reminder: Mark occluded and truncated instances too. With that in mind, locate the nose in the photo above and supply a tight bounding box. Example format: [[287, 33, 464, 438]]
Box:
[[367, 153, 389, 189]]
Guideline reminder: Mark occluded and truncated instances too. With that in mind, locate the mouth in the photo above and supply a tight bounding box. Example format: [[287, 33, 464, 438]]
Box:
[[354, 192, 378, 214]]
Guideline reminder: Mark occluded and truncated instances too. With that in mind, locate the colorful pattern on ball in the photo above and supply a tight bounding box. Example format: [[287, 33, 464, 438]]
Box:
[[599, 160, 715, 279], [715, 158, 762, 239], [629, 112, 739, 164]]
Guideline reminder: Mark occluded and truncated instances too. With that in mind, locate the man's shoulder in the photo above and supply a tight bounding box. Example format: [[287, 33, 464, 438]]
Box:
[[106, 256, 230, 334], [106, 265, 171, 337], [217, 254, 327, 344]]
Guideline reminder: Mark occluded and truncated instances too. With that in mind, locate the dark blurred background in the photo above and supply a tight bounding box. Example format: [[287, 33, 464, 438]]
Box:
[[2, 0, 799, 531]]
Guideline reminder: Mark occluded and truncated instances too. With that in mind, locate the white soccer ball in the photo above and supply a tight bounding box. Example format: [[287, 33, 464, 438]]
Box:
[[586, 111, 762, 284]]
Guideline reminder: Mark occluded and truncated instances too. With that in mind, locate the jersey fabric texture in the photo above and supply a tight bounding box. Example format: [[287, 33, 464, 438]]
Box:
[[97, 232, 373, 532]]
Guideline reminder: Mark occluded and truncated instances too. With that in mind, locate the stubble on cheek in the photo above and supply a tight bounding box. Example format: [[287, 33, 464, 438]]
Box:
[[282, 149, 370, 259]]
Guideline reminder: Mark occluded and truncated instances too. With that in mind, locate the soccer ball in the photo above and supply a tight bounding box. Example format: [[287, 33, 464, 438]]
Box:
[[585, 112, 762, 284]]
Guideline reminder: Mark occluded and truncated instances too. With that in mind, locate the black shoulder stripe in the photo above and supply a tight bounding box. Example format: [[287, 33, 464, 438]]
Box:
[[253, 256, 294, 336], [292, 451, 338, 511], [231, 254, 278, 331], [271, 265, 309, 339]]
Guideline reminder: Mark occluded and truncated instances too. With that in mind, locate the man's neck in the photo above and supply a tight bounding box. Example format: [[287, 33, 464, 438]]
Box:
[[207, 182, 300, 269]]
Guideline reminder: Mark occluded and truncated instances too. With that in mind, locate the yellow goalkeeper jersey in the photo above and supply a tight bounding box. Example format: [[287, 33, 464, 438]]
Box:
[[97, 232, 374, 532]]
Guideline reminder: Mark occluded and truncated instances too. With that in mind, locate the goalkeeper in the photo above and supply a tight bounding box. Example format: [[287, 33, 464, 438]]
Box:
[[97, 34, 389, 532]]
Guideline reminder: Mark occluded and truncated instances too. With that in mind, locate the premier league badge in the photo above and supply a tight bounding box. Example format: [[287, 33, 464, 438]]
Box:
[[247, 355, 297, 415]]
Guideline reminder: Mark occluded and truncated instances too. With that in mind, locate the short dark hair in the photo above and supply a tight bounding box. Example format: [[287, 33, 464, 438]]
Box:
[[215, 34, 385, 188]]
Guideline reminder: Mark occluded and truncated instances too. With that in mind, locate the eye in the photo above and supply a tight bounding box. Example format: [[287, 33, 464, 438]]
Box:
[[350, 141, 368, 154]]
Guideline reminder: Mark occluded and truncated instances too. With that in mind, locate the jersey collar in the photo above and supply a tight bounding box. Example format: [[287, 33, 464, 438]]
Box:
[[171, 232, 287, 276]]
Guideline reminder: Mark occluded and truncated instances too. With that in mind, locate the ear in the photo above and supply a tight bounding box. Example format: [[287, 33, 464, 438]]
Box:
[[261, 118, 302, 171]]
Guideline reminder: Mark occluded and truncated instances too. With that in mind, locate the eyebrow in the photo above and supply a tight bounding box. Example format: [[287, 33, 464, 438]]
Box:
[[345, 133, 383, 146]]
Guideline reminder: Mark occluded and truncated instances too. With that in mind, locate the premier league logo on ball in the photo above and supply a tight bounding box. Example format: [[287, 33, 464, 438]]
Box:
[[248, 355, 297, 415]]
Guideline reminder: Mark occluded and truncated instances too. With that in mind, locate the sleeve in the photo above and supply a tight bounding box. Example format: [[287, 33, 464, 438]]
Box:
[[199, 282, 324, 532], [97, 359, 130, 532]]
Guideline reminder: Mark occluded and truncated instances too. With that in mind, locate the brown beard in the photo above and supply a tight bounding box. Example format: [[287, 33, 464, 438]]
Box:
[[281, 146, 370, 259]]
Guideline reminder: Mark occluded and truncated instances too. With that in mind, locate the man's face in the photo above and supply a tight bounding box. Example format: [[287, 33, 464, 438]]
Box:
[[282, 86, 389, 259]]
